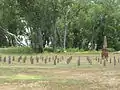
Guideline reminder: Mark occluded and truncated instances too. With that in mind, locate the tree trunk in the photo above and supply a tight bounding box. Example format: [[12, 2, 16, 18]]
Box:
[[63, 17, 68, 51], [52, 23, 57, 52], [30, 28, 43, 53], [37, 29, 43, 53]]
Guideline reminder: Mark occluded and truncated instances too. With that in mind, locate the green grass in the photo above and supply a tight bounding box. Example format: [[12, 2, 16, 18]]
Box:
[[0, 61, 101, 83], [0, 47, 34, 54], [0, 47, 102, 55]]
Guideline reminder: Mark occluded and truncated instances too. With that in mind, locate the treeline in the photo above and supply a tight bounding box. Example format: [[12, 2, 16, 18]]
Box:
[[0, 0, 120, 52]]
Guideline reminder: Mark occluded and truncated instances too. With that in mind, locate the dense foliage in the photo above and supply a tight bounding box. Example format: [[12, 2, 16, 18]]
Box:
[[0, 0, 120, 52]]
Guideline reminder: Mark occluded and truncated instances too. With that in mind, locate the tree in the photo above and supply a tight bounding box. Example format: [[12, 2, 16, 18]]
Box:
[[1, 0, 120, 52]]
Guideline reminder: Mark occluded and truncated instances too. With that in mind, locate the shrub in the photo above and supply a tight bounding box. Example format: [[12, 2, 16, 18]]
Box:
[[114, 42, 120, 51], [44, 47, 54, 52], [56, 49, 63, 53], [79, 49, 85, 52], [66, 48, 80, 52], [107, 48, 115, 52]]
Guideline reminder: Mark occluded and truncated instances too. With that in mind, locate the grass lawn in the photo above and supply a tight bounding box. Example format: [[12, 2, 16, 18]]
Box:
[[0, 53, 120, 90]]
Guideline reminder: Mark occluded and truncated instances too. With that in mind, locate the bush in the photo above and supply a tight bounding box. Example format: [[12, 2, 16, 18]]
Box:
[[107, 48, 115, 52], [44, 47, 65, 53], [79, 49, 85, 52], [66, 48, 80, 52], [44, 47, 54, 52], [0, 46, 34, 54], [114, 42, 120, 51]]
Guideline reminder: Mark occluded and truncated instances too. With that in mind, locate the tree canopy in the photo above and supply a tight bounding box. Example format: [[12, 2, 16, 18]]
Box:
[[0, 0, 120, 52]]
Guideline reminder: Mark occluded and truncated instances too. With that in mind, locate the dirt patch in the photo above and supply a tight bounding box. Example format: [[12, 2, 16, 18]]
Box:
[[0, 53, 120, 90]]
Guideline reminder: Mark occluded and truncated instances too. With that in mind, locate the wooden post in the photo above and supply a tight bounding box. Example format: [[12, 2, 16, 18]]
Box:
[[103, 59, 106, 66], [0, 56, 1, 62], [48, 57, 51, 62], [23, 56, 27, 63], [12, 56, 15, 61], [87, 56, 92, 65], [106, 58, 108, 62], [36, 56, 39, 63], [52, 56, 54, 61], [98, 58, 99, 62], [95, 57, 97, 61], [45, 58, 47, 64], [62, 56, 64, 60], [54, 55, 57, 65], [77, 56, 80, 66], [118, 58, 120, 63], [8, 56, 11, 64], [39, 56, 41, 60], [3, 56, 6, 63], [59, 57, 62, 62], [100, 59, 102, 64], [42, 57, 44, 62], [30, 56, 34, 64], [18, 56, 22, 62], [54, 59, 56, 65], [109, 58, 112, 64], [66, 56, 72, 64], [114, 56, 116, 66], [57, 58, 59, 63]]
